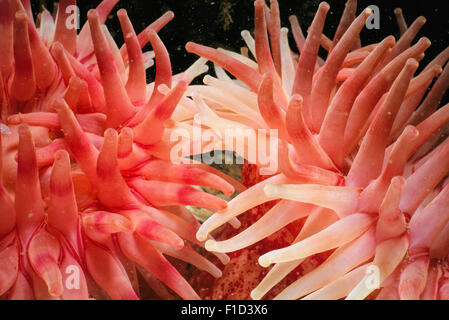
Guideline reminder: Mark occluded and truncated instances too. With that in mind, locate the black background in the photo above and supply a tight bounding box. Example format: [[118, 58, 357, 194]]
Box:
[[1, 299, 446, 316], [30, 0, 449, 107], [32, 0, 449, 73]]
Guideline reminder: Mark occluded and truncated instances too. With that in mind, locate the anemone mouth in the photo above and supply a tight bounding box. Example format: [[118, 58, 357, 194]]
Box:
[[183, 0, 449, 300]]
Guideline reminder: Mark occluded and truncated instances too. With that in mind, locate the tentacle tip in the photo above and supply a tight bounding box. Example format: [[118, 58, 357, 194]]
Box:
[[212, 270, 223, 279], [6, 114, 20, 124], [121, 127, 133, 135], [87, 9, 99, 21], [391, 176, 406, 188], [185, 42, 195, 52], [50, 41, 64, 55], [258, 256, 271, 268], [418, 16, 427, 24], [250, 290, 262, 300], [52, 97, 67, 113], [230, 219, 241, 229], [363, 7, 373, 17], [165, 10, 175, 19], [217, 202, 228, 210], [419, 37, 431, 48], [404, 58, 419, 70], [196, 230, 208, 242], [386, 35, 396, 44], [68, 76, 83, 87], [41, 269, 64, 297], [54, 149, 70, 162], [173, 239, 185, 251], [223, 188, 235, 197], [49, 285, 64, 297], [219, 254, 230, 265], [318, 2, 330, 11], [18, 123, 30, 136], [104, 128, 118, 139], [204, 240, 217, 252], [290, 94, 304, 104], [117, 8, 127, 17], [403, 125, 420, 138]]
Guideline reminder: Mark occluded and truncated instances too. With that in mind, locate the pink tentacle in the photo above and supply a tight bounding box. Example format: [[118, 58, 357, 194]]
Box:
[[254, 0, 276, 75], [347, 59, 418, 187], [87, 9, 136, 128], [28, 228, 63, 297], [291, 2, 329, 126], [10, 11, 35, 102], [96, 129, 137, 208], [319, 36, 395, 166], [128, 178, 227, 211], [129, 30, 173, 126], [132, 159, 234, 196], [54, 98, 99, 183], [15, 125, 45, 243], [185, 42, 262, 92], [118, 9, 147, 104], [53, 0, 77, 55], [285, 94, 336, 170], [85, 240, 139, 300], [309, 8, 372, 133], [117, 232, 200, 300], [133, 81, 187, 146]]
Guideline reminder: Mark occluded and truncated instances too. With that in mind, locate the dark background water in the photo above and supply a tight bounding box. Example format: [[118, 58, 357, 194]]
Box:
[[32, 0, 448, 72], [32, 0, 449, 103]]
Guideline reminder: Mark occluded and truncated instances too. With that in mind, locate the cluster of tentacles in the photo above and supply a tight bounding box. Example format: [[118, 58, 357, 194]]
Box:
[[0, 0, 247, 300], [185, 0, 449, 299]]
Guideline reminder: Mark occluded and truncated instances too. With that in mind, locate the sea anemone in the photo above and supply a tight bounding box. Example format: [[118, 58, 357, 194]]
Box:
[[0, 0, 242, 300], [185, 0, 449, 299]]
